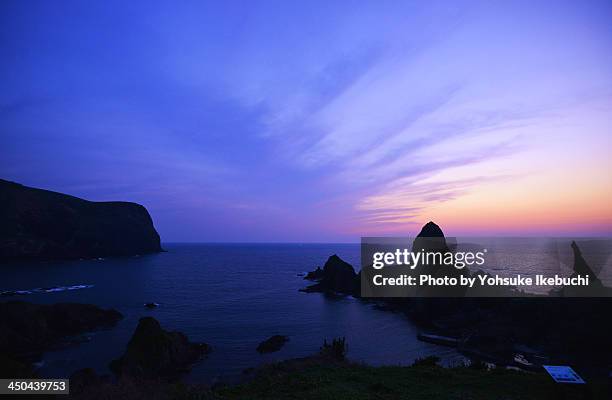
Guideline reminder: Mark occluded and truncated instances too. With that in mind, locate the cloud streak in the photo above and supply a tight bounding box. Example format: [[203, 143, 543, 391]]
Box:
[[1, 0, 611, 240]]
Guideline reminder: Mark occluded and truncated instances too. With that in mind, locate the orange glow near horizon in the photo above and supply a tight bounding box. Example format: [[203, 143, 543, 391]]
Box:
[[355, 131, 612, 237]]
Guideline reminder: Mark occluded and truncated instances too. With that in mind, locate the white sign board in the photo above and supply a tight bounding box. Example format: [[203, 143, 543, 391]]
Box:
[[543, 365, 585, 384]]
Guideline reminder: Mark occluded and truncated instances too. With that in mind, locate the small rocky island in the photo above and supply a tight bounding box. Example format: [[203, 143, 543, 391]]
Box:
[[110, 317, 211, 380], [0, 179, 162, 261], [257, 335, 289, 353]]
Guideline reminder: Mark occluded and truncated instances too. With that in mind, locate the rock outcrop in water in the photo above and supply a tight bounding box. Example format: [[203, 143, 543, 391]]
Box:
[[304, 221, 612, 370], [413, 221, 469, 297], [555, 240, 610, 297], [301, 254, 359, 296], [304, 266, 324, 281], [110, 317, 210, 380], [0, 179, 162, 262], [256, 335, 289, 353], [0, 301, 122, 377], [410, 230, 612, 367]]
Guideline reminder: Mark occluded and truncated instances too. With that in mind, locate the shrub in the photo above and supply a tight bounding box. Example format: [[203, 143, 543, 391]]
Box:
[[411, 356, 440, 367], [320, 337, 348, 360]]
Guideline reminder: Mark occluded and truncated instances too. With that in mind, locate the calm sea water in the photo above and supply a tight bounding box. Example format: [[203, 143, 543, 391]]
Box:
[[0, 244, 462, 383]]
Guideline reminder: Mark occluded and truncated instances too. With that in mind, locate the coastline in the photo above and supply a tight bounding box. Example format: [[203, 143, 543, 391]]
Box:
[[1, 240, 611, 398]]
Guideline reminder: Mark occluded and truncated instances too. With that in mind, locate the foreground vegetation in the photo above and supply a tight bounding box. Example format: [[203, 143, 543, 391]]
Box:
[[70, 356, 609, 400], [217, 358, 606, 400]]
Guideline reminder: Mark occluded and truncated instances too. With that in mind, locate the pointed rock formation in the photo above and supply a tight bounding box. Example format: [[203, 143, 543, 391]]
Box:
[[570, 241, 599, 279], [417, 221, 446, 238], [301, 255, 359, 296], [110, 317, 210, 380], [413, 221, 466, 297], [557, 241, 608, 297]]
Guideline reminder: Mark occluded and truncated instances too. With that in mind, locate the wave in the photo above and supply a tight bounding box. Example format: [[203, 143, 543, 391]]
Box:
[[0, 284, 94, 297]]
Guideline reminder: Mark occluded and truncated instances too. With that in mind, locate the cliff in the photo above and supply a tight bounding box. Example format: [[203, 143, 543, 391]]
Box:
[[0, 179, 162, 261]]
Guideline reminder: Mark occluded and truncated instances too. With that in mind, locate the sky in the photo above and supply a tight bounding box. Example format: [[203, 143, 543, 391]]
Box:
[[1, 0, 611, 241]]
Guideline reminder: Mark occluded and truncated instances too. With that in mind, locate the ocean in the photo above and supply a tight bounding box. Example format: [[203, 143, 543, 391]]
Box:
[[0, 243, 463, 383]]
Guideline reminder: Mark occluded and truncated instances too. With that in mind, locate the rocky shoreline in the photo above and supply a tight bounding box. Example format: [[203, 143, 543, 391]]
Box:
[[53, 342, 612, 399], [1, 221, 610, 398], [0, 303, 211, 379], [300, 222, 612, 375], [0, 301, 123, 377]]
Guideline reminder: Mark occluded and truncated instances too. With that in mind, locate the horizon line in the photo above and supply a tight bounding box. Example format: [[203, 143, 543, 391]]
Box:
[[161, 235, 612, 245]]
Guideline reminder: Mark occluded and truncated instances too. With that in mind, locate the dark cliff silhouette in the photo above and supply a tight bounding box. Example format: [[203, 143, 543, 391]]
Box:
[[0, 179, 162, 262]]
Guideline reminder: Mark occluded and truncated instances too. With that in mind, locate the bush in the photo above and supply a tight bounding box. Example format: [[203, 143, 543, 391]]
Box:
[[320, 337, 348, 360], [468, 358, 489, 370], [411, 356, 440, 367]]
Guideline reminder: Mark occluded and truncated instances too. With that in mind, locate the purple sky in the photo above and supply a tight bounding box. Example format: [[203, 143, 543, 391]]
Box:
[[1, 1, 611, 241]]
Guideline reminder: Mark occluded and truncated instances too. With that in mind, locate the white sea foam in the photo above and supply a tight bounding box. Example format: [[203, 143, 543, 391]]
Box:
[[0, 284, 94, 296]]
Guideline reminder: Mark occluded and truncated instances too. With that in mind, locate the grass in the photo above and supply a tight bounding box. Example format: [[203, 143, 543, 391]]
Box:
[[216, 359, 607, 400], [69, 357, 609, 399]]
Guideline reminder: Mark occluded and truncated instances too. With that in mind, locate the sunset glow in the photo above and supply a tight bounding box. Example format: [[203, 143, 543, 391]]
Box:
[[1, 0, 611, 240]]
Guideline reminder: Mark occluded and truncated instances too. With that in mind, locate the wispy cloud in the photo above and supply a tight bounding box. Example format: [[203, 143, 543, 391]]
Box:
[[2, 0, 611, 239]]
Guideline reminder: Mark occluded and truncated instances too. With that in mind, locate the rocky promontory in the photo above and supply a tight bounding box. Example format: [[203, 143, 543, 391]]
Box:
[[0, 179, 162, 261], [0, 301, 123, 377]]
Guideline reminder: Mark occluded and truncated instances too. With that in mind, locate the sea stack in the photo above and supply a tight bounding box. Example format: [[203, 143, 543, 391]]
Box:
[[301, 254, 359, 296], [416, 221, 445, 237], [413, 221, 448, 253], [110, 317, 210, 380], [412, 221, 467, 297]]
